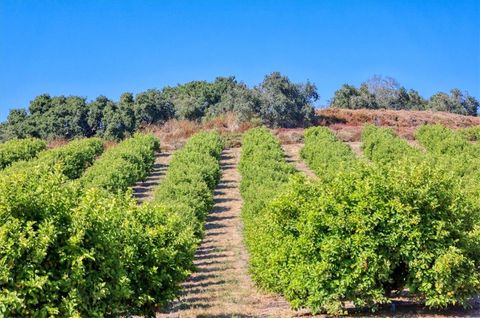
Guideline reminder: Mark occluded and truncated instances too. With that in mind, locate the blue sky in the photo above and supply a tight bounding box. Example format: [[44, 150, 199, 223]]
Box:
[[1, 0, 479, 121]]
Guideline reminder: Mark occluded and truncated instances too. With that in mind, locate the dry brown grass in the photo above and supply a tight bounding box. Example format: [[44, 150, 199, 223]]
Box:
[[316, 108, 480, 141], [47, 139, 69, 149], [143, 113, 257, 150], [317, 108, 480, 128]]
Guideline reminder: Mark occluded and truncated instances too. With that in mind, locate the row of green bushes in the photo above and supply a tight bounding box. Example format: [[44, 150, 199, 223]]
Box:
[[300, 126, 356, 178], [358, 126, 480, 309], [362, 124, 421, 164], [415, 124, 480, 207], [2, 138, 104, 179], [238, 128, 298, 302], [153, 132, 223, 235], [416, 124, 474, 157], [0, 132, 223, 317], [240, 126, 480, 315], [0, 138, 47, 170], [80, 133, 160, 192], [460, 126, 480, 141]]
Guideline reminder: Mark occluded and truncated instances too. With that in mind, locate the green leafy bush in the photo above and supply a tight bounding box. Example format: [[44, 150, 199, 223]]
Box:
[[0, 138, 47, 169], [0, 131, 223, 317], [153, 131, 223, 234], [0, 165, 197, 317], [362, 125, 421, 164], [415, 124, 472, 156], [415, 124, 480, 208], [301, 126, 356, 178], [460, 126, 480, 141], [3, 138, 104, 179], [80, 133, 160, 192], [240, 126, 480, 315], [260, 161, 480, 314], [238, 128, 296, 292]]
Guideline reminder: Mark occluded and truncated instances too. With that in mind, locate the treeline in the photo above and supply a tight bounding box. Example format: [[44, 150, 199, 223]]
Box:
[[330, 75, 479, 116], [1, 73, 478, 142], [0, 72, 317, 141]]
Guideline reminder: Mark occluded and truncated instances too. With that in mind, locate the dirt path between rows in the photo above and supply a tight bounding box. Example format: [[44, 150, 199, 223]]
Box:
[[282, 143, 317, 179], [132, 151, 172, 203], [346, 141, 364, 158], [158, 147, 299, 318]]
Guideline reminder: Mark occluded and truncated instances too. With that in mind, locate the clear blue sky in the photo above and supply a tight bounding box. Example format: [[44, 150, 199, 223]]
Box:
[[1, 0, 479, 121]]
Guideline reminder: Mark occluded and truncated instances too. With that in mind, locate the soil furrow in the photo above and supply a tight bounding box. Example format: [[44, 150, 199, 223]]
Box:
[[133, 151, 172, 203], [158, 147, 297, 318], [282, 143, 317, 179]]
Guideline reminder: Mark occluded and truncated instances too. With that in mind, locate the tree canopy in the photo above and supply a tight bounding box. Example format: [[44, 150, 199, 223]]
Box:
[[1, 73, 477, 142], [330, 75, 477, 116]]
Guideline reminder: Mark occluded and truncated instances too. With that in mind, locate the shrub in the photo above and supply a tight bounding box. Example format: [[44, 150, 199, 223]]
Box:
[[301, 126, 356, 178], [0, 131, 223, 317], [80, 133, 160, 192], [415, 124, 471, 156], [362, 125, 421, 164], [460, 126, 480, 141], [260, 160, 480, 314], [0, 138, 47, 169], [238, 127, 296, 292], [153, 131, 223, 234], [3, 138, 103, 179], [239, 126, 480, 315]]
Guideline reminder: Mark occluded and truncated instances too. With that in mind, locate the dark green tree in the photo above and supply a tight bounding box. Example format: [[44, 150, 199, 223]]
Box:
[[255, 72, 318, 127], [205, 76, 260, 121], [163, 81, 217, 120], [330, 84, 377, 109], [427, 89, 478, 116], [118, 92, 136, 136], [134, 89, 175, 126]]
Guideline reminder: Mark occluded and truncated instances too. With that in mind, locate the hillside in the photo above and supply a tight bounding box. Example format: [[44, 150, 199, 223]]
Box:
[[316, 108, 480, 141]]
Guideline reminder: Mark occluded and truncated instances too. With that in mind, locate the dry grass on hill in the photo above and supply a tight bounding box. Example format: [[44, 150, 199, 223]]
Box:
[[317, 108, 480, 141], [142, 112, 256, 150]]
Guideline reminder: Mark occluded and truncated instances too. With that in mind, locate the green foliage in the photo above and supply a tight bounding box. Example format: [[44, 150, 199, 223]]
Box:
[[0, 165, 197, 317], [361, 125, 421, 164], [3, 138, 104, 179], [330, 75, 478, 116], [80, 134, 160, 192], [300, 126, 356, 178], [153, 132, 223, 235], [0, 138, 47, 169], [238, 127, 296, 292], [415, 124, 480, 205], [330, 83, 378, 110], [255, 72, 318, 128], [428, 89, 478, 116], [259, 161, 480, 314], [240, 126, 480, 315], [134, 89, 175, 126], [416, 124, 472, 156], [330, 76, 427, 111], [0, 72, 320, 142], [460, 126, 480, 141], [0, 131, 224, 317], [204, 77, 260, 121], [29, 95, 91, 139]]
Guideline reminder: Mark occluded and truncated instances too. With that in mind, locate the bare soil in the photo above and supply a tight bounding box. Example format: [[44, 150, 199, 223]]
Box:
[[281, 143, 317, 179], [346, 141, 364, 158], [132, 151, 171, 203]]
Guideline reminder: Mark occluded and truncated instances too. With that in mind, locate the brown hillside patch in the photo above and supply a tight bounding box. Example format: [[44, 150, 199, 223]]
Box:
[[316, 109, 480, 141], [317, 108, 480, 128], [142, 112, 256, 150]]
